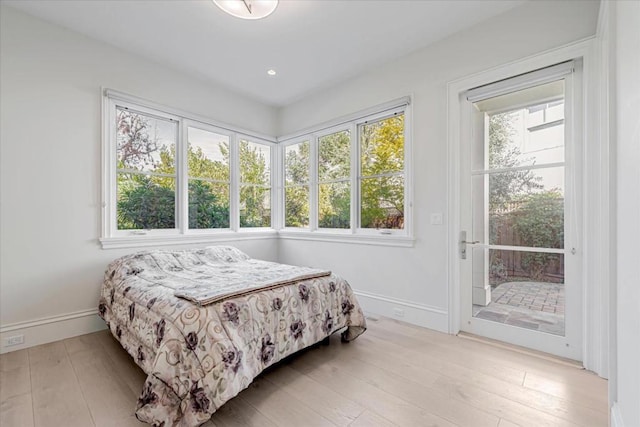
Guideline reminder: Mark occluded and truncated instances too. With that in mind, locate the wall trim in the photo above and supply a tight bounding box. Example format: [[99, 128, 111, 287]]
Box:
[[0, 308, 98, 333], [354, 289, 448, 333], [611, 403, 625, 427], [0, 309, 106, 354]]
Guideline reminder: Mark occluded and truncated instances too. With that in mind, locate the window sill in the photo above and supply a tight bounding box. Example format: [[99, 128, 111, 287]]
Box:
[[100, 230, 278, 249], [277, 230, 415, 247]]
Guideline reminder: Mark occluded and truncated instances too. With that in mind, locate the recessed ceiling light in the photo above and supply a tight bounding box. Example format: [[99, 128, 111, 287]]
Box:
[[213, 0, 278, 20], [267, 69, 277, 76]]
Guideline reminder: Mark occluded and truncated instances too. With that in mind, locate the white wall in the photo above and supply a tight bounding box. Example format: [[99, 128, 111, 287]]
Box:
[[610, 1, 640, 425], [277, 0, 599, 331], [0, 6, 279, 352]]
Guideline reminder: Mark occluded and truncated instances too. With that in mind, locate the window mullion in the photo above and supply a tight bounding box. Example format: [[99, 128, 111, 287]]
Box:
[[177, 119, 188, 234], [309, 134, 318, 231], [230, 134, 240, 232], [274, 141, 282, 230], [350, 123, 358, 233]]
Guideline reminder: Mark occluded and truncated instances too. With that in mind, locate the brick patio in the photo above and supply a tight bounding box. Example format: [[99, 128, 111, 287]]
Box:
[[472, 281, 565, 336]]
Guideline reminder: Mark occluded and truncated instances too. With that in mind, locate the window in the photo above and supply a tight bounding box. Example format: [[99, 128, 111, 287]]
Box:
[[283, 141, 310, 227], [103, 92, 410, 247], [359, 114, 405, 230], [280, 102, 411, 241], [187, 126, 230, 229], [102, 92, 275, 248], [116, 107, 178, 231], [239, 139, 271, 228], [318, 130, 351, 229]]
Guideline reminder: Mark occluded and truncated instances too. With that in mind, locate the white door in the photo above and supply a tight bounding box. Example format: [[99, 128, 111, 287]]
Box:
[[459, 61, 583, 360]]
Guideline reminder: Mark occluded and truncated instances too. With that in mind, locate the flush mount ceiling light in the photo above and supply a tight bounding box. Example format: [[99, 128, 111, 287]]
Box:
[[267, 69, 276, 76], [213, 0, 278, 20]]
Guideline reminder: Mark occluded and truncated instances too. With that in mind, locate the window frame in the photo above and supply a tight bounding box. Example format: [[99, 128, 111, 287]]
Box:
[[281, 136, 312, 231], [182, 119, 235, 234], [101, 91, 277, 249], [278, 101, 414, 246], [237, 134, 276, 231], [315, 124, 353, 233]]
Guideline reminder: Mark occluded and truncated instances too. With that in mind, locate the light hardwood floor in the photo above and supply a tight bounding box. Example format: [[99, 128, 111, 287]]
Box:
[[0, 317, 608, 427]]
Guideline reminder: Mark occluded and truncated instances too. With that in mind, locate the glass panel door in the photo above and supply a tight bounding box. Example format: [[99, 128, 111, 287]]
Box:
[[460, 69, 582, 360]]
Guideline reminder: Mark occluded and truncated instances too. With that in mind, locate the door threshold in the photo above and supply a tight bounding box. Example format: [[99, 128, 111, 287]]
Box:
[[457, 331, 583, 369]]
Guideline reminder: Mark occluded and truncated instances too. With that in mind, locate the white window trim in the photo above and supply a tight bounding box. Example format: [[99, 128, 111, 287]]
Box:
[[100, 90, 277, 249]]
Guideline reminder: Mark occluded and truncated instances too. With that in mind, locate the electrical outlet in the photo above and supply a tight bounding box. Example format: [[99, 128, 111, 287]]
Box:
[[4, 335, 24, 347], [393, 308, 405, 318]]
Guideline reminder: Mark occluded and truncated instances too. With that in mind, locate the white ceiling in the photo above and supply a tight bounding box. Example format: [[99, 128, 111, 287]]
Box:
[[5, 0, 526, 107]]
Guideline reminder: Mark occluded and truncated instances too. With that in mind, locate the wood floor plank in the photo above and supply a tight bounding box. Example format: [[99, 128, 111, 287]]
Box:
[[65, 334, 145, 427], [307, 332, 585, 427], [0, 349, 29, 372], [354, 328, 607, 426], [523, 372, 608, 413], [374, 318, 606, 392], [497, 418, 521, 427], [0, 393, 34, 427], [349, 410, 397, 427], [264, 363, 365, 427], [93, 330, 147, 398], [366, 323, 526, 386], [297, 345, 499, 427], [29, 341, 94, 427], [206, 394, 277, 427], [0, 362, 31, 401], [290, 356, 458, 427], [238, 376, 336, 427]]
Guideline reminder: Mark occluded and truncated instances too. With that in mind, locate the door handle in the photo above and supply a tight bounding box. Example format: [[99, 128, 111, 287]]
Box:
[[459, 231, 480, 260]]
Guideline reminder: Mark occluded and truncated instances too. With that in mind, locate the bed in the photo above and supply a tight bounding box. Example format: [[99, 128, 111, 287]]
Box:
[[98, 246, 366, 426]]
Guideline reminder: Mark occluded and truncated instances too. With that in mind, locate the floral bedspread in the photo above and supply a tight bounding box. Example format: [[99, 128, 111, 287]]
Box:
[[98, 246, 366, 427]]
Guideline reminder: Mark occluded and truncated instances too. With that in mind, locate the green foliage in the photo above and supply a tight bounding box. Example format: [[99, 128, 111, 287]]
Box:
[[239, 141, 271, 227], [188, 180, 229, 229], [319, 183, 350, 228], [318, 132, 350, 228], [360, 115, 405, 229], [488, 113, 542, 212], [285, 186, 309, 227], [116, 111, 236, 230], [284, 142, 310, 227], [512, 190, 564, 280], [117, 176, 175, 229]]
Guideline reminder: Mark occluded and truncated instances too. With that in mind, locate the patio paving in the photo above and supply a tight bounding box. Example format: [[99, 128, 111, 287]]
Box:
[[473, 281, 565, 336]]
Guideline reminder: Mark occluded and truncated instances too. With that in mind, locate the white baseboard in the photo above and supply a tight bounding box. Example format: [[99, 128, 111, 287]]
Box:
[[611, 402, 625, 427], [354, 290, 449, 333], [0, 309, 107, 354]]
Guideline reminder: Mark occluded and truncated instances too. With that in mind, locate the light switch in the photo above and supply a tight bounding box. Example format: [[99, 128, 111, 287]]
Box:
[[430, 213, 443, 225]]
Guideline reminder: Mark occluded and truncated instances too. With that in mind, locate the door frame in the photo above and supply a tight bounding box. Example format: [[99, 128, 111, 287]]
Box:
[[446, 38, 609, 374]]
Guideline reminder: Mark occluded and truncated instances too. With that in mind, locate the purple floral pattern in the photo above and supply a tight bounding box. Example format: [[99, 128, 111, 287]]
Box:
[[298, 284, 310, 302], [290, 319, 306, 340], [98, 246, 366, 427], [260, 334, 275, 364], [222, 348, 243, 373], [222, 301, 240, 325]]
